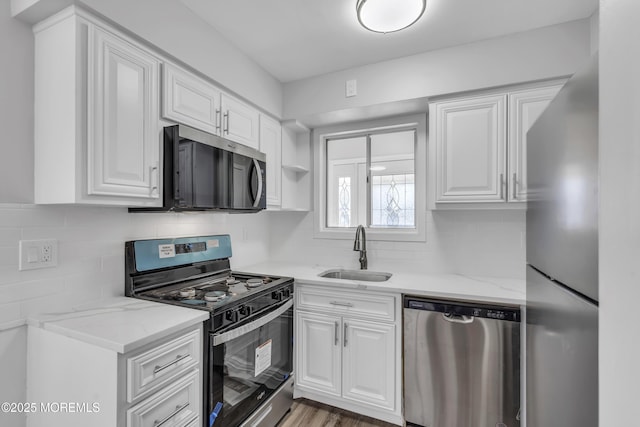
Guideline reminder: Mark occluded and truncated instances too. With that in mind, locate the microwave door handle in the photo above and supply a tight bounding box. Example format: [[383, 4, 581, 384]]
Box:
[[252, 159, 263, 208], [212, 299, 293, 346]]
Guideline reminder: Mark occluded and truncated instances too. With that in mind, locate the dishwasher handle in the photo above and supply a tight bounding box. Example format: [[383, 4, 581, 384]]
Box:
[[442, 313, 474, 324], [403, 295, 521, 323]]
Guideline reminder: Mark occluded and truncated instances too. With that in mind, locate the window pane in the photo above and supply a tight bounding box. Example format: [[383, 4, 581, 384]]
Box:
[[326, 136, 366, 227], [370, 131, 415, 228]]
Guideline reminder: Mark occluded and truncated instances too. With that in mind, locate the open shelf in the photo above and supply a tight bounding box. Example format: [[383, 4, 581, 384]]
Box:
[[282, 164, 309, 174]]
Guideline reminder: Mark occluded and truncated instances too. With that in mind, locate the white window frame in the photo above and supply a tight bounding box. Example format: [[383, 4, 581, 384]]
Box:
[[313, 114, 427, 242]]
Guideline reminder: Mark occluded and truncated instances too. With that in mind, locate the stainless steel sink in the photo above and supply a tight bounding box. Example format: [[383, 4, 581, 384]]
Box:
[[318, 269, 392, 282]]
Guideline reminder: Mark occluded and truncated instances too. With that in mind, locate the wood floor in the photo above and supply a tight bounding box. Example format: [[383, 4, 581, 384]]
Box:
[[278, 399, 397, 427]]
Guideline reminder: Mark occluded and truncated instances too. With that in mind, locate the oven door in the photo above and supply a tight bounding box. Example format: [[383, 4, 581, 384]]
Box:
[[208, 299, 293, 427]]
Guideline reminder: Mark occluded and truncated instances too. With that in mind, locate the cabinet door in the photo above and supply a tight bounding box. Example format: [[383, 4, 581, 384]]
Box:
[[296, 311, 342, 396], [433, 94, 506, 203], [508, 86, 562, 202], [342, 319, 395, 410], [221, 94, 260, 150], [162, 62, 222, 135], [259, 115, 282, 206], [88, 26, 160, 201]]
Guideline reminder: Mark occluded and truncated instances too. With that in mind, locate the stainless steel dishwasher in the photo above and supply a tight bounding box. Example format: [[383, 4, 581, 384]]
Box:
[[403, 296, 521, 427]]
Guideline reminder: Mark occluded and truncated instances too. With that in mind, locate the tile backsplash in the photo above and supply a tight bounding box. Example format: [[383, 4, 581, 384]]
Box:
[[0, 204, 525, 329], [267, 210, 526, 278], [0, 203, 271, 329]]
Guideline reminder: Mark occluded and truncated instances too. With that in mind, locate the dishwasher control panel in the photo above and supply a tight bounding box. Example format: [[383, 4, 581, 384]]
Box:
[[405, 296, 521, 322]]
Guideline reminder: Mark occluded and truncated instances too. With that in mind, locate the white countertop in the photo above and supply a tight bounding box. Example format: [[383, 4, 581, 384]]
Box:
[[26, 264, 523, 353], [28, 297, 209, 353], [238, 262, 525, 306]]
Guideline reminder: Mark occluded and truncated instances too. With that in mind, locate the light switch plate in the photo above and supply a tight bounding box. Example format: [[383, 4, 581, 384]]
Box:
[[346, 79, 357, 97], [19, 239, 58, 271]]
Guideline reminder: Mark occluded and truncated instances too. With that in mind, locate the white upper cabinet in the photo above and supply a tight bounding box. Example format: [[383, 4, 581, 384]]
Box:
[[33, 7, 161, 206], [161, 62, 260, 150], [162, 62, 221, 136], [88, 26, 160, 200], [259, 114, 282, 206], [508, 86, 562, 202], [221, 94, 260, 150], [433, 94, 507, 203], [431, 83, 563, 207]]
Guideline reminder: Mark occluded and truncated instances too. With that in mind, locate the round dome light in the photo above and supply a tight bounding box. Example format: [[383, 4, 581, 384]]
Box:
[[356, 0, 427, 34]]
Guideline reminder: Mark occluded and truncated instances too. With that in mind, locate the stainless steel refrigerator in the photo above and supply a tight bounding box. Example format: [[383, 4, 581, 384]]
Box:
[[526, 55, 598, 427]]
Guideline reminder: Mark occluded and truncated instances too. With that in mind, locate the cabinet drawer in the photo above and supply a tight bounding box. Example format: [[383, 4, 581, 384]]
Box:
[[296, 286, 396, 321], [127, 371, 200, 427], [127, 329, 200, 402]]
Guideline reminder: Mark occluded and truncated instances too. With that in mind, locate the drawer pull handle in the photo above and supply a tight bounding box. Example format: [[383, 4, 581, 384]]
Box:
[[330, 301, 354, 308], [154, 354, 189, 374], [153, 402, 189, 427]]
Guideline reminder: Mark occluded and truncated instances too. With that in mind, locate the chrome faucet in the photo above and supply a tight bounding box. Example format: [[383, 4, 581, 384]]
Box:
[[353, 225, 367, 270]]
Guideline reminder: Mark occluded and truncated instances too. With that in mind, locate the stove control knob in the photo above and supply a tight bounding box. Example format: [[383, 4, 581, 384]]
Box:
[[283, 288, 291, 298], [239, 305, 252, 316], [225, 309, 239, 323], [272, 290, 283, 302]]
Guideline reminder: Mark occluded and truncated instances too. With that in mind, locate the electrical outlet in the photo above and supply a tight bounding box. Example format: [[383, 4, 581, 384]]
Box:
[[19, 239, 58, 271]]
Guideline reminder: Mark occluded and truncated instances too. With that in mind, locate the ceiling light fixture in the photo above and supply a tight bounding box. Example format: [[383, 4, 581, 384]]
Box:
[[356, 0, 427, 34]]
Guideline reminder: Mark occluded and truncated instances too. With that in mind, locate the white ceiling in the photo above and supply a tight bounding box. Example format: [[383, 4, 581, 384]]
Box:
[[180, 0, 597, 83]]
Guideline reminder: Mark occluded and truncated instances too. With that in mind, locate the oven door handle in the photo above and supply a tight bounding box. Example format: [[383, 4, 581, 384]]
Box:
[[213, 299, 293, 346]]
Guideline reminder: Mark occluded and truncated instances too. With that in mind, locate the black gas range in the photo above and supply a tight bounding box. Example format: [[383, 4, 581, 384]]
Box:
[[125, 235, 294, 427]]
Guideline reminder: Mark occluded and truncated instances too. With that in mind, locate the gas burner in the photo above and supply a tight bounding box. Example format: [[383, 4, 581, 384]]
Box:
[[226, 277, 239, 285], [204, 291, 227, 302], [179, 287, 196, 298], [228, 282, 248, 295], [246, 278, 263, 288]]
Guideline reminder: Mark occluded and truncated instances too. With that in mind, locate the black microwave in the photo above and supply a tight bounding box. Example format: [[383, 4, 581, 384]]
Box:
[[132, 124, 266, 212]]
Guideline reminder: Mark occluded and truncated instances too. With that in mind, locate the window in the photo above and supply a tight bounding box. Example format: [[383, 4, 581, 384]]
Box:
[[315, 115, 426, 241]]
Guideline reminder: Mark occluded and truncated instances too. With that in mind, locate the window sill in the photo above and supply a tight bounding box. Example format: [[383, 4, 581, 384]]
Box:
[[313, 225, 426, 242]]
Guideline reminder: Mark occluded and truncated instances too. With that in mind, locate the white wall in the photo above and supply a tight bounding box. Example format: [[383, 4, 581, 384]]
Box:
[[0, 1, 34, 203], [599, 0, 640, 424], [268, 210, 525, 279], [283, 19, 591, 123]]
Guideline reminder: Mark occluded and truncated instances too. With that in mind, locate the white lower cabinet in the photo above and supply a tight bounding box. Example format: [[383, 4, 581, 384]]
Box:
[[296, 311, 342, 395], [127, 372, 199, 427], [26, 324, 202, 427], [342, 319, 395, 409], [294, 284, 402, 425]]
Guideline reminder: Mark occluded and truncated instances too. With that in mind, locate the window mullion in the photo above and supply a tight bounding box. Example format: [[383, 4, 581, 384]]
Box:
[[366, 134, 372, 228]]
